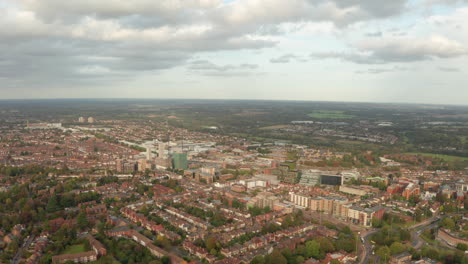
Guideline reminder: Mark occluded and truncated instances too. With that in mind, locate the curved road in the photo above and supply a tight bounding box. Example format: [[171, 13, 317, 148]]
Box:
[[410, 217, 441, 249], [359, 230, 378, 264], [359, 216, 441, 264]]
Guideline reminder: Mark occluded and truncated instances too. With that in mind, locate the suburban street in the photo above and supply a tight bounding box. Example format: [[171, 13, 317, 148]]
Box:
[[11, 235, 34, 264], [359, 230, 378, 264], [303, 211, 374, 264]]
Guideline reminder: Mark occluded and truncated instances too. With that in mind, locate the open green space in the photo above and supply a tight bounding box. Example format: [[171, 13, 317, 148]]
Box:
[[62, 244, 86, 254], [307, 110, 354, 119], [405, 153, 468, 162], [89, 258, 121, 264], [259, 125, 289, 130], [462, 136, 468, 144], [283, 162, 297, 170]]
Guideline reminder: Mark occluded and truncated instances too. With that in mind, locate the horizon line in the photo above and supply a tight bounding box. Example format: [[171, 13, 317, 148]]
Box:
[[0, 97, 467, 107]]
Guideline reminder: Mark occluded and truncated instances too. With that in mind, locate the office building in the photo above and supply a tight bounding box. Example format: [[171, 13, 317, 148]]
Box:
[[172, 152, 188, 170]]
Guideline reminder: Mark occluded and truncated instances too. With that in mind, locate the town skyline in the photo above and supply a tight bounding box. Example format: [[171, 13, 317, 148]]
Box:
[[0, 99, 466, 264]]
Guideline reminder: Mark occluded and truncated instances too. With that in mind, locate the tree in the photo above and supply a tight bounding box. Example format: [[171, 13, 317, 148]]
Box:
[[193, 238, 204, 248], [296, 245, 306, 256], [435, 193, 447, 203], [76, 212, 89, 230], [161, 256, 170, 264], [155, 235, 171, 250], [421, 246, 439, 260], [376, 246, 390, 263], [399, 229, 411, 242], [335, 237, 355, 253], [296, 256, 305, 264], [251, 255, 265, 264], [97, 222, 106, 236], [408, 195, 420, 206], [205, 237, 217, 251], [143, 230, 153, 238], [232, 199, 244, 209], [316, 237, 335, 253], [341, 226, 352, 235], [414, 209, 423, 222], [456, 243, 467, 251], [440, 217, 455, 230], [305, 240, 321, 259], [60, 193, 75, 208], [46, 195, 60, 213], [442, 204, 456, 213], [390, 242, 406, 255], [265, 249, 287, 264], [282, 215, 294, 228]]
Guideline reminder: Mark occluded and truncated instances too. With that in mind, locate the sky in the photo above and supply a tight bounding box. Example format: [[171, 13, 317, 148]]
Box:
[[0, 0, 467, 104]]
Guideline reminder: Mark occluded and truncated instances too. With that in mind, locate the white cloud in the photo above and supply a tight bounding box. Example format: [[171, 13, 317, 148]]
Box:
[[358, 35, 467, 61], [22, 0, 222, 20], [188, 60, 260, 76], [438, 66, 460, 72], [270, 54, 307, 63], [0, 0, 467, 103], [77, 65, 112, 75], [312, 35, 467, 64]]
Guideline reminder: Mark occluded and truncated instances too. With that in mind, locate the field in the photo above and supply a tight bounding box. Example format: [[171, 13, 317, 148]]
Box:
[[89, 258, 121, 264], [307, 110, 354, 119], [405, 153, 468, 162], [259, 125, 290, 130], [283, 162, 297, 170], [62, 244, 86, 254], [462, 136, 468, 144]]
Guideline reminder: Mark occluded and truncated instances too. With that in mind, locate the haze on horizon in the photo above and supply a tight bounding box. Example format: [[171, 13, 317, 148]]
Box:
[[1, 0, 467, 105]]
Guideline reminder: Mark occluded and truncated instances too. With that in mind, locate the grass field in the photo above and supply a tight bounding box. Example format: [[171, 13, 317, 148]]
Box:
[[63, 244, 86, 254], [462, 136, 468, 144], [336, 139, 366, 145], [405, 152, 468, 162], [307, 110, 354, 119], [88, 258, 120, 264], [259, 125, 290, 130], [283, 162, 297, 170]]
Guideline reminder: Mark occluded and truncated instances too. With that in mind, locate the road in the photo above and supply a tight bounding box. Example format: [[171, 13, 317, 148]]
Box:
[[303, 211, 373, 264], [409, 215, 463, 251], [409, 216, 440, 231], [359, 217, 442, 264], [359, 229, 379, 264], [410, 217, 441, 249], [11, 235, 34, 264], [303, 211, 376, 263], [411, 222, 438, 249], [304, 213, 445, 264]]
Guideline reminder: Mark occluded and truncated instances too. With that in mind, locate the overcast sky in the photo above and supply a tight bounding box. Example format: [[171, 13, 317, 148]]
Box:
[[1, 0, 467, 104]]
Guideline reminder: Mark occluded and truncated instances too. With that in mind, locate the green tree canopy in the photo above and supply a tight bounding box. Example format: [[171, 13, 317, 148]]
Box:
[[46, 195, 61, 213], [390, 242, 406, 255], [376, 246, 390, 263], [305, 240, 321, 259]]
